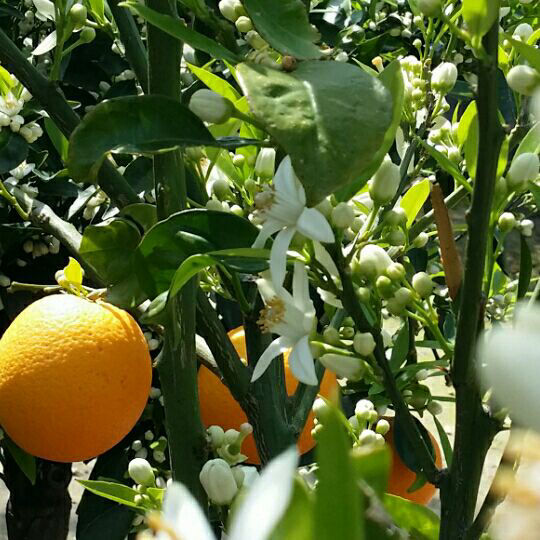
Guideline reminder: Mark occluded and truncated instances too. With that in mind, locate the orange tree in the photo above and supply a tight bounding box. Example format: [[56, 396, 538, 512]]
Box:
[[0, 0, 538, 539]]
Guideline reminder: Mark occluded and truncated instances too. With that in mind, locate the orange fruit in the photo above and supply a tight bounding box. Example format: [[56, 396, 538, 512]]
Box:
[[198, 326, 337, 463], [386, 419, 443, 504], [0, 294, 152, 462]]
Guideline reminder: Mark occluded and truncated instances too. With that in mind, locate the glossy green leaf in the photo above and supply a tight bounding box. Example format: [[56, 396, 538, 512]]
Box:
[[518, 235, 532, 299], [515, 122, 540, 158], [188, 63, 240, 102], [85, 0, 105, 23], [350, 445, 391, 498], [463, 112, 479, 179], [4, 439, 36, 485], [0, 130, 28, 174], [79, 219, 141, 284], [337, 60, 405, 201], [44, 118, 69, 162], [393, 415, 435, 477], [0, 66, 14, 93], [529, 183, 540, 211], [315, 404, 364, 540], [138, 209, 259, 294], [237, 61, 392, 205], [78, 480, 144, 511], [457, 102, 477, 147], [506, 36, 540, 71], [243, 0, 320, 60], [121, 1, 240, 64], [390, 320, 409, 371], [432, 413, 452, 468], [400, 179, 430, 227], [383, 494, 440, 540], [68, 96, 257, 182], [420, 141, 472, 193], [462, 0, 499, 42], [119, 203, 158, 232], [497, 137, 509, 178]]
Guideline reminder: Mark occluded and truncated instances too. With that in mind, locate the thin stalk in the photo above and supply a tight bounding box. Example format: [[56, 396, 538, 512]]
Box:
[[438, 23, 505, 540], [0, 29, 139, 208], [109, 0, 149, 93], [147, 0, 206, 504]]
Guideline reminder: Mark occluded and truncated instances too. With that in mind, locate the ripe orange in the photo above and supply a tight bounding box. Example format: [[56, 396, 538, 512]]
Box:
[[198, 327, 337, 463], [386, 419, 443, 504], [0, 294, 152, 463]]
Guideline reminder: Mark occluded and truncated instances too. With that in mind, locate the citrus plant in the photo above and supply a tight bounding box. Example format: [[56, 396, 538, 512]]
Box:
[[0, 0, 538, 539]]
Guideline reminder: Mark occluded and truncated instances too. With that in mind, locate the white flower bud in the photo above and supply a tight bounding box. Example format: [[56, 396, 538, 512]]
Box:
[[331, 202, 355, 228], [128, 458, 155, 487], [519, 219, 534, 237], [199, 459, 238, 505], [23, 239, 33, 253], [412, 271, 434, 298], [507, 152, 539, 190], [224, 428, 240, 446], [144, 430, 154, 441], [418, 0, 442, 17], [386, 297, 406, 316], [355, 399, 374, 416], [412, 232, 429, 248], [394, 287, 413, 306], [0, 112, 10, 127], [507, 65, 540, 96], [427, 401, 443, 415], [207, 425, 225, 448], [80, 27, 96, 43], [68, 4, 87, 30], [357, 244, 393, 279], [513, 23, 534, 42], [231, 467, 245, 488], [218, 0, 240, 22], [353, 332, 376, 356], [254, 148, 276, 179], [153, 450, 166, 463], [369, 155, 400, 205], [431, 62, 458, 94], [415, 368, 429, 381], [319, 353, 366, 381], [189, 89, 235, 124], [384, 207, 407, 227], [323, 326, 341, 345], [498, 212, 516, 233], [246, 30, 266, 50], [235, 16, 253, 32], [131, 440, 143, 451], [387, 229, 406, 246], [312, 397, 330, 418], [0, 274, 10, 287], [375, 419, 390, 435], [358, 428, 377, 445], [335, 51, 349, 63]]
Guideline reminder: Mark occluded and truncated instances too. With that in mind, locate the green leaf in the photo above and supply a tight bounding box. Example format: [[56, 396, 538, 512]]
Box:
[[79, 219, 141, 284], [85, 0, 105, 23], [78, 480, 144, 511], [121, 1, 240, 64], [337, 60, 405, 201], [390, 320, 409, 371], [457, 102, 477, 147], [392, 415, 435, 477], [420, 141, 472, 193], [269, 479, 314, 540], [119, 203, 158, 232], [515, 122, 540, 158], [463, 112, 479, 180], [518, 235, 532, 299], [350, 445, 391, 498], [432, 413, 452, 468], [138, 209, 259, 294], [68, 96, 257, 182], [44, 118, 69, 162], [383, 494, 440, 540], [462, 0, 499, 43], [400, 179, 430, 227], [188, 63, 241, 101], [4, 439, 36, 485], [505, 35, 540, 71], [0, 130, 28, 174], [315, 404, 364, 540], [529, 182, 540, 211], [243, 0, 320, 60], [237, 61, 392, 205]]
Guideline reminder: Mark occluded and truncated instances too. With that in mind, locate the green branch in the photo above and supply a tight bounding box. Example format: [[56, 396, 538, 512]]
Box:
[[0, 29, 139, 208], [439, 22, 505, 540]]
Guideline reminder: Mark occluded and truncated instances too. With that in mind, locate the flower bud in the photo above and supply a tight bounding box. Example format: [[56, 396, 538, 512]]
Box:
[[386, 297, 406, 316], [218, 0, 240, 22], [386, 262, 406, 282], [128, 458, 155, 487], [507, 152, 539, 189], [387, 229, 406, 246], [357, 244, 393, 280], [498, 212, 516, 233], [212, 177, 232, 200], [394, 287, 413, 306], [412, 271, 434, 298], [513, 23, 533, 42], [235, 16, 253, 32], [358, 428, 377, 446], [427, 400, 443, 415], [231, 467, 245, 489], [356, 287, 370, 303], [254, 148, 276, 179], [369, 156, 400, 205], [507, 65, 540, 96], [79, 27, 96, 44], [319, 353, 366, 381], [431, 62, 458, 94], [376, 276, 394, 299], [189, 89, 235, 124], [312, 397, 330, 419], [323, 326, 341, 346], [207, 425, 225, 448], [375, 419, 390, 435], [68, 4, 87, 30], [353, 332, 376, 356], [519, 219, 534, 237], [418, 0, 442, 17], [316, 197, 333, 219], [384, 207, 407, 227], [412, 232, 429, 248], [199, 459, 238, 505], [331, 202, 355, 228], [246, 30, 266, 50]]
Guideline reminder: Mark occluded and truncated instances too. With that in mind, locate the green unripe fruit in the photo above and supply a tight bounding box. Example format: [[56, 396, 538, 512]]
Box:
[[232, 154, 245, 167]]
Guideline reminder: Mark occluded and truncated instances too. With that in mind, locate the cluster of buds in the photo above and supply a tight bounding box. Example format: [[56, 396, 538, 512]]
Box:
[[427, 117, 461, 164], [401, 55, 427, 119], [130, 432, 168, 465], [206, 422, 253, 465], [127, 458, 167, 510], [0, 81, 42, 143]]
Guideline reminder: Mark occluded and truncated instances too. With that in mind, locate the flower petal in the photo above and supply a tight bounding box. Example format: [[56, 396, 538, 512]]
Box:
[[270, 227, 295, 290], [158, 482, 215, 540], [229, 447, 298, 540], [292, 262, 313, 313], [313, 241, 339, 278], [273, 156, 300, 201], [297, 208, 334, 244], [288, 335, 318, 385], [252, 219, 282, 249], [251, 336, 293, 382]]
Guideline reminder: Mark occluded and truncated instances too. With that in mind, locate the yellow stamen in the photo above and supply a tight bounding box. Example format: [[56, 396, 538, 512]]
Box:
[[258, 297, 285, 332], [146, 512, 182, 540]]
